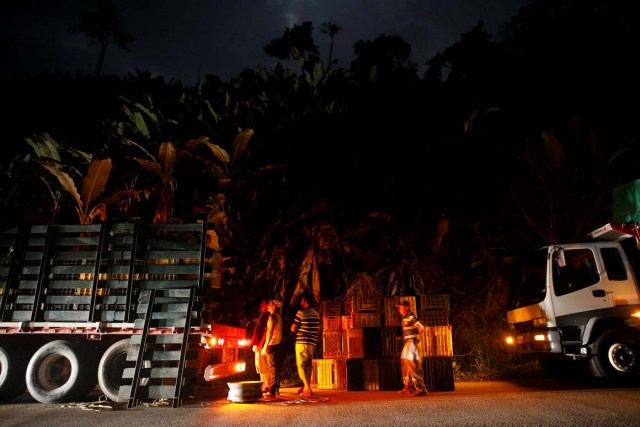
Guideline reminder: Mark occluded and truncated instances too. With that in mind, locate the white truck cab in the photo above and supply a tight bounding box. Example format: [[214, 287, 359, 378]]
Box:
[[505, 223, 640, 381]]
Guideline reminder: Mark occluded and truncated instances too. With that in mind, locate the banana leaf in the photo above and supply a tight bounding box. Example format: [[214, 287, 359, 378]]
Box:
[[229, 129, 254, 162], [35, 159, 83, 220], [80, 158, 112, 221], [184, 136, 230, 164], [158, 142, 176, 182]]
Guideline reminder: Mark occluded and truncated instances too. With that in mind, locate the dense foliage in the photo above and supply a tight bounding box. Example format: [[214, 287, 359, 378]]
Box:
[[2, 0, 639, 376]]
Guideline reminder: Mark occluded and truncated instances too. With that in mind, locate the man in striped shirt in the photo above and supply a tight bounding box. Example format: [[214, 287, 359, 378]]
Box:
[[396, 300, 428, 397], [290, 293, 320, 398]]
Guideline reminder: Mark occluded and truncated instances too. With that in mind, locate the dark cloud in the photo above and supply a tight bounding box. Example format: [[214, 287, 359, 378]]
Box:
[[2, 0, 529, 84]]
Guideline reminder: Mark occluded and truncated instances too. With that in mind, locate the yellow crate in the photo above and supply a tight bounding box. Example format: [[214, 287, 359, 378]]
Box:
[[418, 325, 454, 357], [311, 358, 347, 390]]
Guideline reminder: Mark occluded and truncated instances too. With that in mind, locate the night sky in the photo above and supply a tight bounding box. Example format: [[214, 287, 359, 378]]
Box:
[[2, 0, 530, 84]]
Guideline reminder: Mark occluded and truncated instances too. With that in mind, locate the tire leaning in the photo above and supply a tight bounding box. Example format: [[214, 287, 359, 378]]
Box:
[[97, 338, 151, 403], [98, 338, 134, 403]]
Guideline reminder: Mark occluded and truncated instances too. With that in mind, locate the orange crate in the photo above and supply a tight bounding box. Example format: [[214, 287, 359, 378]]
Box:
[[418, 309, 450, 326], [346, 328, 364, 359], [323, 315, 342, 331], [321, 299, 342, 317], [341, 315, 351, 330], [350, 310, 381, 328], [419, 294, 450, 311], [322, 331, 345, 358], [352, 295, 381, 311]]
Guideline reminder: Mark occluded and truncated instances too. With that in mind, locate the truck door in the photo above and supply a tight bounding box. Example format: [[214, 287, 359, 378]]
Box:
[[597, 244, 640, 307], [550, 246, 611, 318]]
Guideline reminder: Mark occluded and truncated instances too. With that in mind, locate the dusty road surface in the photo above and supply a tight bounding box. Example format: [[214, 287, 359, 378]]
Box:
[[1, 379, 639, 426]]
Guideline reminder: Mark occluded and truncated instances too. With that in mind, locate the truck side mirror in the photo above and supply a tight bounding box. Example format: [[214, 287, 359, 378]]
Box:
[[554, 247, 566, 268]]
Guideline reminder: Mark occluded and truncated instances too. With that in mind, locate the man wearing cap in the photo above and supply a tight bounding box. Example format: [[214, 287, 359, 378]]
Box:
[[395, 300, 428, 397]]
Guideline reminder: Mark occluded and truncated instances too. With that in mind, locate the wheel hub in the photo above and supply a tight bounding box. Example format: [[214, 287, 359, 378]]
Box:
[[608, 343, 637, 372]]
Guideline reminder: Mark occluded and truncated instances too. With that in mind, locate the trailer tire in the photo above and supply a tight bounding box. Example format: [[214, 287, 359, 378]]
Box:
[[0, 344, 28, 401], [98, 339, 149, 403], [25, 340, 97, 404], [590, 329, 639, 381]]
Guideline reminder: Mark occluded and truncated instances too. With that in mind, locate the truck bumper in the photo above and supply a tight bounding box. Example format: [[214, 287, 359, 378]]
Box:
[[507, 330, 563, 355]]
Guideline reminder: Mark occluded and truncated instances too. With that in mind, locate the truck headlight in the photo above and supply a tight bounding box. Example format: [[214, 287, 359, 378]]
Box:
[[532, 317, 548, 327]]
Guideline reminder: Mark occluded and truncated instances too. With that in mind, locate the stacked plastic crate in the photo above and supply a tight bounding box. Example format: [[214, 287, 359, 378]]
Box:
[[345, 292, 383, 390], [418, 294, 455, 391], [312, 293, 454, 392], [311, 299, 347, 390]]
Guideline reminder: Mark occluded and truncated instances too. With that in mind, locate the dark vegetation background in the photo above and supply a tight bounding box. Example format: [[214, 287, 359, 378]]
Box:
[[2, 0, 639, 378]]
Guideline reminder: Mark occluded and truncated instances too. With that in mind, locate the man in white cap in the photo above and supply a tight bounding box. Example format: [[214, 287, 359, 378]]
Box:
[[395, 300, 428, 396]]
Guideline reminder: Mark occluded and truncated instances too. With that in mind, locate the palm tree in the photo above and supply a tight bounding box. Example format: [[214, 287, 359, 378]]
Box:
[[69, 0, 135, 77], [320, 22, 342, 65]]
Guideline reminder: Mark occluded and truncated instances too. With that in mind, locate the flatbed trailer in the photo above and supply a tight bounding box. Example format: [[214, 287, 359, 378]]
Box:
[[0, 222, 247, 407]]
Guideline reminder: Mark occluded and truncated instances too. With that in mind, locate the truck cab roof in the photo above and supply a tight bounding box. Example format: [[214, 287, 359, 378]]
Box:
[[587, 223, 640, 241]]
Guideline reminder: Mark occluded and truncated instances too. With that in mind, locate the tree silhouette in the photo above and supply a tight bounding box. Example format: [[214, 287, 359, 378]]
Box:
[[68, 0, 135, 77], [351, 34, 417, 83], [320, 22, 343, 65], [264, 21, 319, 63]]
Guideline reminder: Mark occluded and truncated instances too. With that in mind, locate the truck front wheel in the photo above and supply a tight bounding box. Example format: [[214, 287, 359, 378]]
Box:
[[590, 329, 639, 381]]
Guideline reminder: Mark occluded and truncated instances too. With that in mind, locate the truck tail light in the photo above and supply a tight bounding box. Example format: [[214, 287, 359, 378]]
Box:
[[207, 336, 225, 347], [204, 361, 246, 381]]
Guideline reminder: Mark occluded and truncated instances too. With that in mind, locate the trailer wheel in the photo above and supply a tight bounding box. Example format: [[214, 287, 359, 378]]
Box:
[[590, 329, 639, 381], [0, 344, 28, 401], [98, 339, 149, 403], [25, 340, 97, 404]]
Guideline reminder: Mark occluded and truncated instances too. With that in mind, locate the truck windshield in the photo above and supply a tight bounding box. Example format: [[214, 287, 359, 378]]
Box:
[[507, 249, 547, 310]]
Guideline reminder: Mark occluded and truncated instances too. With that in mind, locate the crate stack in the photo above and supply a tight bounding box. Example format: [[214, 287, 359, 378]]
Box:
[[344, 289, 384, 391], [311, 299, 347, 390], [312, 292, 455, 393], [418, 294, 455, 391]]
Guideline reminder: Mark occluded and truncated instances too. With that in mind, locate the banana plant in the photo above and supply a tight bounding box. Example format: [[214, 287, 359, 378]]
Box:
[[36, 157, 140, 224], [133, 142, 176, 224]]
